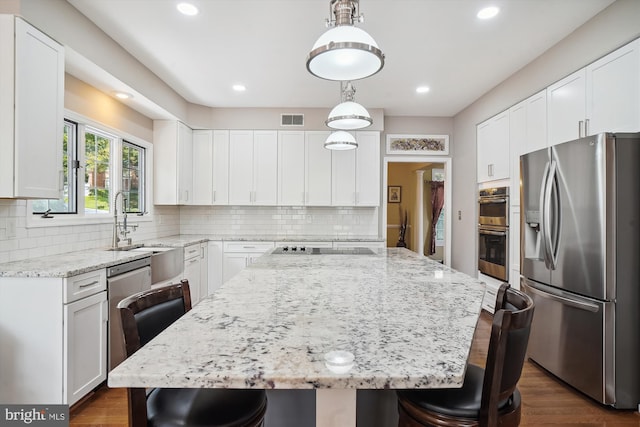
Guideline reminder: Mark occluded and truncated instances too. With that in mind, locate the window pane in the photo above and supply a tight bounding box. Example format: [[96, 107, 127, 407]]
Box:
[[435, 209, 445, 246], [32, 120, 77, 214], [122, 141, 144, 213], [85, 129, 112, 214]]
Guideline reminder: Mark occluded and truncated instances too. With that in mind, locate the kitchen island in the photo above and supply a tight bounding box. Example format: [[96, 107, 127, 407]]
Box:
[[108, 247, 485, 426]]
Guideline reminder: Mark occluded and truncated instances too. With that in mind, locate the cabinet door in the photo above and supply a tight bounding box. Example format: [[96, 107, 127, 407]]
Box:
[[228, 130, 254, 205], [547, 69, 586, 146], [509, 101, 526, 206], [199, 243, 208, 300], [278, 131, 305, 205], [525, 90, 547, 154], [183, 256, 201, 305], [253, 130, 278, 205], [476, 119, 492, 182], [355, 131, 380, 206], [64, 291, 107, 406], [207, 241, 224, 294], [586, 39, 640, 135], [223, 253, 248, 283], [212, 130, 230, 205], [477, 112, 509, 182], [177, 122, 193, 204], [192, 130, 213, 205], [305, 131, 332, 206], [13, 18, 64, 198], [332, 149, 356, 206]]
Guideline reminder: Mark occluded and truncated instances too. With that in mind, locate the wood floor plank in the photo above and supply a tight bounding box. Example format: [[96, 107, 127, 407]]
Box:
[[70, 311, 640, 426]]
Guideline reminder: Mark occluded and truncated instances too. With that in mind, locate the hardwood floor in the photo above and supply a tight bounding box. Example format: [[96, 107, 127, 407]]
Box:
[[70, 312, 639, 426]]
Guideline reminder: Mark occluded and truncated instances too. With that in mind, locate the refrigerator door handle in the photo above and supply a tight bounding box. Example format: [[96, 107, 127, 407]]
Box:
[[539, 161, 552, 269], [543, 160, 558, 270], [547, 160, 560, 269], [523, 281, 600, 312]]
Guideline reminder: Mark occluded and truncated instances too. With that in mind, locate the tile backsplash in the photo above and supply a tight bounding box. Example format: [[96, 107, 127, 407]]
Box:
[[179, 206, 379, 238], [0, 201, 379, 263]]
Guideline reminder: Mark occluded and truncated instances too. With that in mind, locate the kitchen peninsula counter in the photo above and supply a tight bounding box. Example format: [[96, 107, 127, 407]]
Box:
[[108, 248, 485, 426]]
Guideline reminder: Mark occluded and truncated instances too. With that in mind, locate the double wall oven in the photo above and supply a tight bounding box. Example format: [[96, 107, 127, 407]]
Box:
[[478, 187, 509, 282]]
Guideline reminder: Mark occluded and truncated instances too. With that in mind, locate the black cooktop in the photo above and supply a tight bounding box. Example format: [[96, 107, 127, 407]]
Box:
[[272, 247, 375, 255]]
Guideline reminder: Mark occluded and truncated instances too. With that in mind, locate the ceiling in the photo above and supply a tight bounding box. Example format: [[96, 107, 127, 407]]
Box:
[[65, 0, 615, 117]]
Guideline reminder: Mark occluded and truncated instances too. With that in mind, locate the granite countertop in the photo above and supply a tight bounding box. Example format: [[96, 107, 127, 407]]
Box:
[[0, 234, 384, 278], [108, 248, 485, 390]]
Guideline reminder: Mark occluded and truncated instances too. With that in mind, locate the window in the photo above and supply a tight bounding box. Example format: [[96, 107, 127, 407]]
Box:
[[32, 120, 78, 214], [435, 209, 445, 247], [122, 141, 145, 213], [84, 127, 113, 214], [31, 115, 150, 221]]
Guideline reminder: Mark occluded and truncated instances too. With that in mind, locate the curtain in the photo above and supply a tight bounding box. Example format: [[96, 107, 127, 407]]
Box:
[[429, 181, 445, 255]]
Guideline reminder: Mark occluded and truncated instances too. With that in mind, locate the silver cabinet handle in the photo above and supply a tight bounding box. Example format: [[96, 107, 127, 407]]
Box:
[[585, 118, 590, 136], [578, 120, 584, 137], [79, 280, 100, 288]]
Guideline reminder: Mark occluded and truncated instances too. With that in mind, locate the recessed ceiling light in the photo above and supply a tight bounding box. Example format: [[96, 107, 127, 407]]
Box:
[[114, 92, 132, 100], [176, 2, 199, 16], [232, 84, 246, 92], [477, 6, 499, 20], [416, 86, 430, 94]]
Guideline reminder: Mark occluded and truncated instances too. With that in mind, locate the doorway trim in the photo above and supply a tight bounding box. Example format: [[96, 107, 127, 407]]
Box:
[[382, 156, 452, 266]]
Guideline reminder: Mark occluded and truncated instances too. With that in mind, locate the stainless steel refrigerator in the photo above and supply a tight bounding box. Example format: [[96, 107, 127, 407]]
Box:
[[520, 132, 640, 409]]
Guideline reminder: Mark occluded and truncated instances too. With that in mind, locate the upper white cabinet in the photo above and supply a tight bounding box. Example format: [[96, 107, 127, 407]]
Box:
[[332, 131, 380, 206], [192, 130, 230, 205], [305, 131, 332, 206], [586, 38, 640, 135], [229, 130, 277, 205], [477, 111, 510, 182], [0, 15, 64, 199], [278, 131, 306, 205], [154, 120, 193, 204], [509, 90, 547, 204], [548, 38, 640, 145]]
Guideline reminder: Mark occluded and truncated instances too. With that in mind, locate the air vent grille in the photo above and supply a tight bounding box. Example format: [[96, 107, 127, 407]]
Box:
[[281, 114, 304, 126]]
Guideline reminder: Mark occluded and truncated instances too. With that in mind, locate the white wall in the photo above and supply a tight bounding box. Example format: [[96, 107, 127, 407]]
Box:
[[451, 0, 640, 275]]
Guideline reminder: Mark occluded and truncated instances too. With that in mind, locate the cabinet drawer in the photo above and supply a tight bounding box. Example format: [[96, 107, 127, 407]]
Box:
[[63, 269, 106, 304], [184, 244, 201, 260], [223, 241, 274, 253]]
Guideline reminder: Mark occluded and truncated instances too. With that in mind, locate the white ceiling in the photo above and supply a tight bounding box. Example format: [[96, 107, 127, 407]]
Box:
[[65, 0, 615, 117]]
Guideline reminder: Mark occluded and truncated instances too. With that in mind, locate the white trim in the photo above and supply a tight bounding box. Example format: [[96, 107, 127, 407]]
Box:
[[26, 110, 154, 228], [382, 155, 452, 266]]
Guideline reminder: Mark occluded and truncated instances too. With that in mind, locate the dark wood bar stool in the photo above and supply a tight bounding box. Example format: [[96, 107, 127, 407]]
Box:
[[117, 280, 267, 427], [397, 283, 534, 427]]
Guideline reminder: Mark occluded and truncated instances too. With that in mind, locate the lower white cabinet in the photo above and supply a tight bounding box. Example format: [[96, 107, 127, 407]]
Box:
[[222, 241, 275, 283], [64, 290, 108, 405], [478, 272, 504, 314], [183, 242, 207, 305], [0, 269, 108, 405], [208, 241, 224, 294]]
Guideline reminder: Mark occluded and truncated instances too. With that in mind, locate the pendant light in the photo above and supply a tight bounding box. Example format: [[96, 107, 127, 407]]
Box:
[[307, 0, 385, 81], [326, 81, 372, 130], [324, 130, 358, 150]]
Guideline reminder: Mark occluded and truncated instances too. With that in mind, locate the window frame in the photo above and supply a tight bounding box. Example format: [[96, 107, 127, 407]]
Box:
[[27, 110, 154, 228]]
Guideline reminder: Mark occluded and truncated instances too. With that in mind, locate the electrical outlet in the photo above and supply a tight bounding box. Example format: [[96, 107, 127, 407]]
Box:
[[6, 218, 16, 238]]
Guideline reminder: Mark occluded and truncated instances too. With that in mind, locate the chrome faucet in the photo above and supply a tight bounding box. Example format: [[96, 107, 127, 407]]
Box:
[[112, 190, 134, 248]]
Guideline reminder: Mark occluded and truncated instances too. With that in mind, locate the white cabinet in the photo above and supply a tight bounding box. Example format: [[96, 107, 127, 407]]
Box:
[[305, 131, 332, 206], [222, 241, 275, 283], [586, 38, 640, 135], [229, 130, 277, 205], [478, 272, 503, 314], [183, 243, 207, 305], [64, 290, 108, 405], [192, 130, 213, 205], [547, 69, 587, 146], [154, 120, 193, 204], [207, 241, 224, 294], [477, 111, 510, 182], [0, 15, 64, 199], [193, 130, 230, 205], [547, 38, 640, 145], [332, 131, 380, 206], [0, 269, 107, 405], [278, 131, 306, 205]]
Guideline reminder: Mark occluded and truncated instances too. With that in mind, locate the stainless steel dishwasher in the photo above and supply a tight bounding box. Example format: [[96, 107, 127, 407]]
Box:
[[107, 257, 151, 370]]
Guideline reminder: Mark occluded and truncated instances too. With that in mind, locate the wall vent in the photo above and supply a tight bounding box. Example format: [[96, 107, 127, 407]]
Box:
[[281, 114, 304, 127]]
